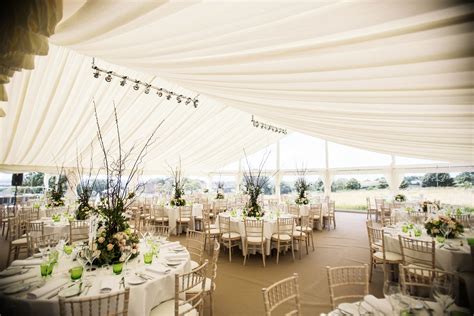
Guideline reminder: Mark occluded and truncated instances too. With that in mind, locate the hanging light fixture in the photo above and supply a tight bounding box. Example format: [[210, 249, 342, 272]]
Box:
[[133, 80, 140, 90], [105, 71, 112, 82], [120, 76, 127, 86]]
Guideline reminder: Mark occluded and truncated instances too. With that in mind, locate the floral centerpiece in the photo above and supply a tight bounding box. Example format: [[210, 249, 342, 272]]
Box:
[[216, 180, 225, 199], [424, 215, 464, 238], [89, 101, 163, 266], [46, 174, 66, 208], [169, 162, 186, 207], [294, 168, 310, 205], [242, 150, 272, 218], [394, 194, 406, 202]]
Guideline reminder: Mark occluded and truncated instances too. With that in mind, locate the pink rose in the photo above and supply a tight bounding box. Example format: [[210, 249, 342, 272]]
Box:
[[98, 237, 105, 244], [106, 243, 114, 251]]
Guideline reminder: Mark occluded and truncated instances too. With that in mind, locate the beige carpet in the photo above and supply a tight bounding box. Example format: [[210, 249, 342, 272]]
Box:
[[0, 212, 385, 315]]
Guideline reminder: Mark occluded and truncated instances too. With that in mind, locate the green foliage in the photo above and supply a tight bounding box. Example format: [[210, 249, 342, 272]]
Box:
[[313, 179, 324, 192], [280, 181, 293, 194], [345, 178, 361, 190], [377, 178, 389, 189], [294, 176, 310, 205], [454, 172, 474, 187], [331, 178, 347, 192], [46, 175, 67, 207], [22, 172, 44, 187], [399, 179, 409, 189], [422, 173, 454, 187]]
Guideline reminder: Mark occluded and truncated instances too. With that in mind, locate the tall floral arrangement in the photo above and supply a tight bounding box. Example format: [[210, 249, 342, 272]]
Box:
[[46, 171, 67, 208], [394, 194, 406, 202], [216, 177, 225, 199], [242, 150, 272, 217], [294, 167, 310, 205], [92, 101, 163, 265], [169, 160, 186, 207]]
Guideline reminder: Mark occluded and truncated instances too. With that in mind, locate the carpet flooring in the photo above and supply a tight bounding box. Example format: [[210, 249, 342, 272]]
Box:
[[0, 212, 385, 315]]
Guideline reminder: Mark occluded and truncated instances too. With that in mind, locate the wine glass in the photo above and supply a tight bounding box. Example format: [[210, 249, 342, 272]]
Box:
[[432, 276, 455, 315], [122, 247, 133, 275], [383, 281, 402, 314]]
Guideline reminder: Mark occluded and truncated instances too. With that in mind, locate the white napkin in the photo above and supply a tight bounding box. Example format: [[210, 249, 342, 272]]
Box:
[[27, 278, 68, 299], [364, 295, 392, 315], [163, 253, 188, 260], [11, 259, 43, 266], [0, 273, 36, 287], [146, 266, 171, 275], [100, 276, 120, 293], [160, 241, 180, 249]]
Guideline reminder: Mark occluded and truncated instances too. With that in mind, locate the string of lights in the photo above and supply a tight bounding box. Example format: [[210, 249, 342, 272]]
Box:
[[91, 58, 199, 108], [251, 115, 287, 134]]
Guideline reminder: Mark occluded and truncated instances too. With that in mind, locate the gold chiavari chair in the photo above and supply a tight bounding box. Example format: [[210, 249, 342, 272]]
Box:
[[366, 223, 402, 282], [150, 261, 208, 316], [6, 217, 29, 265], [243, 218, 266, 267], [69, 220, 89, 245], [399, 264, 455, 300], [177, 206, 192, 235], [454, 214, 471, 230], [185, 230, 206, 269], [326, 265, 369, 309], [398, 235, 436, 273], [323, 201, 336, 230], [293, 216, 309, 260], [262, 273, 301, 316], [59, 288, 130, 316], [218, 215, 241, 262], [187, 242, 220, 316], [296, 214, 315, 252], [150, 205, 169, 226], [271, 217, 295, 264], [309, 203, 322, 230], [366, 197, 377, 220], [375, 198, 385, 222]]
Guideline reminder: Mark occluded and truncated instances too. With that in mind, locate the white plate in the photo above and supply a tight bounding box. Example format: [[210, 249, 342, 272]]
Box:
[[445, 245, 460, 251], [172, 246, 186, 252], [166, 261, 182, 267], [127, 276, 146, 285], [0, 267, 28, 277], [58, 284, 81, 298], [338, 303, 359, 315], [3, 283, 31, 294]]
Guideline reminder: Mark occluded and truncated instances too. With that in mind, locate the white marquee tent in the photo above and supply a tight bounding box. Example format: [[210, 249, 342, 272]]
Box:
[[1, 1, 473, 176]]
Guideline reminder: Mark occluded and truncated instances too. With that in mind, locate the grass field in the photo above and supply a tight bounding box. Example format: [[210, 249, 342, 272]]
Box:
[[333, 187, 474, 211]]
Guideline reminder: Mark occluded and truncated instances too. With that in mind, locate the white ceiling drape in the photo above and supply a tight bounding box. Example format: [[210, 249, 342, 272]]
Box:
[[1, 1, 473, 174]]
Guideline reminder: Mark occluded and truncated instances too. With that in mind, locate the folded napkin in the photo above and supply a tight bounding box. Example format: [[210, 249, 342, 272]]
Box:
[[364, 295, 392, 315], [160, 241, 180, 249], [0, 273, 35, 287], [11, 259, 43, 266], [146, 266, 171, 275], [100, 276, 120, 293], [27, 278, 68, 299], [163, 253, 188, 260]]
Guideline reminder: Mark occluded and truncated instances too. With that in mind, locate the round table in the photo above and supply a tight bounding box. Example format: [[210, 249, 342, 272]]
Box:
[[31, 218, 70, 237], [383, 224, 473, 273], [0, 241, 191, 316]]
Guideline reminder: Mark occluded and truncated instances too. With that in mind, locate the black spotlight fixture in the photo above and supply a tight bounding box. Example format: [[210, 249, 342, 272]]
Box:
[[120, 76, 127, 86], [105, 71, 112, 82], [133, 80, 140, 90]]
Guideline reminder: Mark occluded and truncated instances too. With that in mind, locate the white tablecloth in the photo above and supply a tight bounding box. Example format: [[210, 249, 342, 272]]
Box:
[[0, 241, 191, 316], [165, 204, 203, 235], [215, 212, 296, 255], [31, 218, 69, 237]]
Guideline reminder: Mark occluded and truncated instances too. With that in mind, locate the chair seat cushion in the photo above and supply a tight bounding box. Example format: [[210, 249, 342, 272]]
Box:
[[313, 215, 320, 220], [12, 237, 27, 245], [150, 299, 197, 316], [271, 233, 291, 241], [406, 263, 435, 277], [292, 231, 306, 238], [296, 225, 312, 232], [373, 251, 403, 262], [187, 277, 212, 293], [153, 217, 169, 221], [221, 232, 240, 240], [207, 228, 220, 235], [246, 236, 264, 244], [177, 218, 191, 222]]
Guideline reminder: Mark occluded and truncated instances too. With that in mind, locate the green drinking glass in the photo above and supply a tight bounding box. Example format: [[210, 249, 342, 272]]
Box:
[[143, 252, 153, 264], [47, 262, 54, 275], [63, 245, 73, 255], [40, 262, 49, 278], [112, 262, 123, 275], [70, 266, 83, 281]]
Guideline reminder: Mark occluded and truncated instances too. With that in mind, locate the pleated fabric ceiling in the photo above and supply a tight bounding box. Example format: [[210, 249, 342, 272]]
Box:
[[1, 0, 473, 175]]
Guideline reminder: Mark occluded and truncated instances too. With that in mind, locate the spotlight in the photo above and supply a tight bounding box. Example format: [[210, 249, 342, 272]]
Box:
[[177, 95, 182, 103], [133, 80, 140, 90], [166, 94, 172, 100], [185, 98, 191, 105], [193, 99, 199, 108], [105, 72, 112, 82], [144, 85, 151, 94], [93, 69, 100, 78], [157, 89, 163, 97], [120, 76, 127, 86]]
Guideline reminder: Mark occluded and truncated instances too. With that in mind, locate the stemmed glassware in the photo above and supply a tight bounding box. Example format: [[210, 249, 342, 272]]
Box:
[[432, 276, 455, 315], [383, 281, 403, 314], [122, 247, 133, 275]]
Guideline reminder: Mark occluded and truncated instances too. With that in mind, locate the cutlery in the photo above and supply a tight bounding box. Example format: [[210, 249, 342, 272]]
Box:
[[81, 281, 92, 296], [47, 282, 75, 299], [337, 307, 353, 315], [135, 272, 153, 280]]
